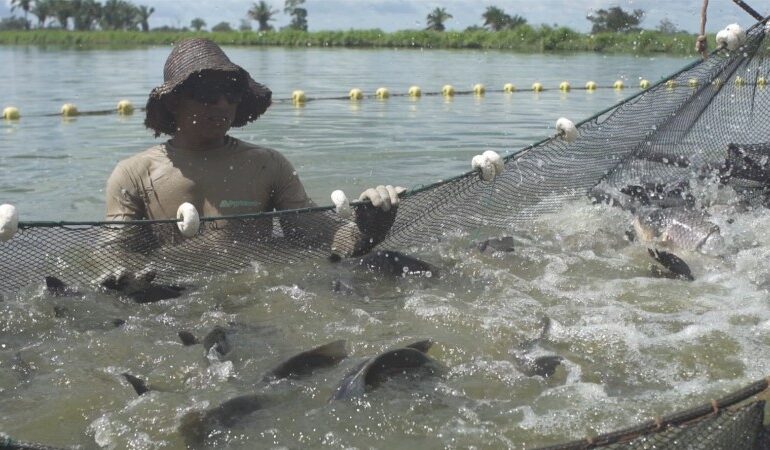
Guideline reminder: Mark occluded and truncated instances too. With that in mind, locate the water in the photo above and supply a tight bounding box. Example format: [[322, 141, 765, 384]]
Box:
[[2, 45, 770, 449]]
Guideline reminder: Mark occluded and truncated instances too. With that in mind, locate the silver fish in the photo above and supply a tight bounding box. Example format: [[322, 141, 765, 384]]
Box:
[[633, 207, 722, 253]]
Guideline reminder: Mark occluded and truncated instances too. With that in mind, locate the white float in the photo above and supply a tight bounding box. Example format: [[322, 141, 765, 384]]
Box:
[[0, 204, 18, 241], [331, 190, 352, 218], [176, 202, 200, 237], [556, 117, 578, 143]]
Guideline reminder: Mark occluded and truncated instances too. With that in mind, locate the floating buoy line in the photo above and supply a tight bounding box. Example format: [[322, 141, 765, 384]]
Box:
[[3, 73, 768, 120]]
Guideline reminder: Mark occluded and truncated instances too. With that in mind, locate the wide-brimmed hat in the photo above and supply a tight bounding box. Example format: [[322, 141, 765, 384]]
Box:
[[145, 38, 272, 136]]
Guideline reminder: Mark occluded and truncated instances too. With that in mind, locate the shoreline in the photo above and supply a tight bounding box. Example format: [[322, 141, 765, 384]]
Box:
[[0, 29, 702, 55]]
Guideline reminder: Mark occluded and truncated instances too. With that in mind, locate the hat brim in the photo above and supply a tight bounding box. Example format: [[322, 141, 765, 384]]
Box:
[[144, 67, 272, 137]]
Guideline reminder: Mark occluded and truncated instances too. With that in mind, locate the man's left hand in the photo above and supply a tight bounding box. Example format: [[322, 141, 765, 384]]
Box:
[[358, 185, 406, 211]]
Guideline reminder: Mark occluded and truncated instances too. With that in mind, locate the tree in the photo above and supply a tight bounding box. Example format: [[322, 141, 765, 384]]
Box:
[[656, 18, 679, 34], [482, 6, 526, 31], [71, 0, 103, 31], [425, 7, 452, 32], [31, 0, 52, 28], [136, 5, 154, 32], [9, 0, 32, 28], [100, 0, 140, 30], [284, 0, 307, 31], [586, 7, 644, 33], [190, 18, 207, 31], [239, 19, 252, 31], [49, 0, 75, 29], [0, 16, 30, 30], [212, 21, 233, 32], [248, 1, 278, 32]]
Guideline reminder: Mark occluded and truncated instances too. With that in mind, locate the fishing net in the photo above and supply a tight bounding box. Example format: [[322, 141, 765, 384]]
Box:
[[3, 14, 770, 450]]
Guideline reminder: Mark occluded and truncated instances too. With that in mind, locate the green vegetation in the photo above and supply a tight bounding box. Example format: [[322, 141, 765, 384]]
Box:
[[0, 27, 702, 54]]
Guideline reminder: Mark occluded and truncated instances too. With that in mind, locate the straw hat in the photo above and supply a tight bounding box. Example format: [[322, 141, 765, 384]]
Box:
[[145, 38, 272, 136]]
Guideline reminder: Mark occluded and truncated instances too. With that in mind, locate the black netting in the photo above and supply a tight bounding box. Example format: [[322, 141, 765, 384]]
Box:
[[7, 25, 770, 293]]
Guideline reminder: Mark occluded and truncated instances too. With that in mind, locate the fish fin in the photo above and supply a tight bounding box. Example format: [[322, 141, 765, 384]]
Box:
[[44, 276, 67, 295], [178, 331, 199, 346], [523, 355, 563, 378], [264, 340, 348, 381], [308, 339, 348, 361], [405, 340, 434, 353], [648, 248, 694, 281], [122, 373, 149, 396]]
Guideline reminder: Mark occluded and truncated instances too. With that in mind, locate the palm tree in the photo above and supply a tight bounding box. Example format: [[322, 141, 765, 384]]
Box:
[[10, 0, 32, 28], [482, 6, 509, 31], [425, 7, 452, 32], [49, 0, 72, 29], [247, 1, 278, 32], [136, 5, 154, 32], [190, 18, 206, 31], [31, 0, 52, 28], [100, 0, 140, 30], [284, 0, 307, 31], [72, 0, 102, 31]]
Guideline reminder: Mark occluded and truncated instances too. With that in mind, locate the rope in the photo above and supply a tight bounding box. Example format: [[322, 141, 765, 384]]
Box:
[[696, 0, 709, 59], [732, 0, 765, 21]]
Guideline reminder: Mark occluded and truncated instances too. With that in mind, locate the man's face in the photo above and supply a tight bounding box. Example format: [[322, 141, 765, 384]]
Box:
[[170, 72, 244, 141]]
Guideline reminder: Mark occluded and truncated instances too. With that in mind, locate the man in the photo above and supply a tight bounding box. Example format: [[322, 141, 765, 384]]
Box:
[[105, 38, 401, 257]]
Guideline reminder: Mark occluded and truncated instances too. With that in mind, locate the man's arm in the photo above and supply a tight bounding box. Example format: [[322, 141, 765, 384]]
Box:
[[269, 152, 400, 258]]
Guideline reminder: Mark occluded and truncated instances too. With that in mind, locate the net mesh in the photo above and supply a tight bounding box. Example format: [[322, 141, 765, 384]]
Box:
[[2, 18, 770, 450]]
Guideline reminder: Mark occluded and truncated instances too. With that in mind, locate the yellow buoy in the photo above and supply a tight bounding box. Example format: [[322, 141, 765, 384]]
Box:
[[639, 79, 651, 89], [408, 86, 422, 97], [442, 85, 455, 97], [585, 81, 597, 91], [666, 79, 677, 89], [116, 99, 134, 115], [2, 106, 20, 120], [735, 76, 746, 86], [758, 77, 767, 87], [61, 103, 79, 117], [349, 88, 363, 100], [503, 83, 516, 93], [291, 90, 307, 105], [559, 81, 570, 92], [712, 78, 722, 87], [688, 78, 699, 88], [473, 83, 486, 95], [613, 80, 624, 90], [375, 87, 390, 99], [531, 82, 543, 92]]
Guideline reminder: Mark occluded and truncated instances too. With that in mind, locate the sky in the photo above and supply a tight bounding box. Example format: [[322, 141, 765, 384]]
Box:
[[0, 0, 753, 33]]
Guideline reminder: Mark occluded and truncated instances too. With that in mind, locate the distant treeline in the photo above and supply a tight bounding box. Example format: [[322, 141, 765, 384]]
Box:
[[0, 27, 701, 54]]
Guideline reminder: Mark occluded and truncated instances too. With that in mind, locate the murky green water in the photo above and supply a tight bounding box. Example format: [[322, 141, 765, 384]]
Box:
[[2, 45, 769, 449]]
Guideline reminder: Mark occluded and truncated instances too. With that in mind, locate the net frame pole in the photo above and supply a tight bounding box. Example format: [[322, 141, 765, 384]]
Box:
[[732, 0, 765, 21]]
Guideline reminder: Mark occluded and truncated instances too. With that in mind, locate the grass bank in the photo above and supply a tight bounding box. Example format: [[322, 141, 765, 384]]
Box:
[[0, 27, 701, 54]]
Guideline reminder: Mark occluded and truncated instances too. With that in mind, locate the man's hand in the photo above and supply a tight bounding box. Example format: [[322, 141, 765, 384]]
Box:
[[358, 185, 406, 211]]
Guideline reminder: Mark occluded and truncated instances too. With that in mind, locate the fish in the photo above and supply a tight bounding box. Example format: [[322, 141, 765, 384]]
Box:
[[44, 272, 186, 304], [512, 316, 563, 378], [648, 248, 694, 281], [263, 339, 348, 381], [122, 372, 150, 396], [633, 207, 722, 253], [355, 250, 439, 278], [177, 341, 349, 444], [329, 340, 446, 401], [45, 276, 82, 297], [100, 270, 186, 303], [477, 236, 515, 253], [202, 326, 231, 357], [178, 330, 199, 346], [177, 326, 231, 357], [179, 394, 267, 445]]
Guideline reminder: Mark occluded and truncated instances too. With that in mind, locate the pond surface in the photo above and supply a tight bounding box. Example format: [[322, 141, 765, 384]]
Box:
[[2, 45, 769, 450]]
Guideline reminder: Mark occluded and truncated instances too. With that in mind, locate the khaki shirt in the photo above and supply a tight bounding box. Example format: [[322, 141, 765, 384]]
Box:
[[105, 136, 314, 220]]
